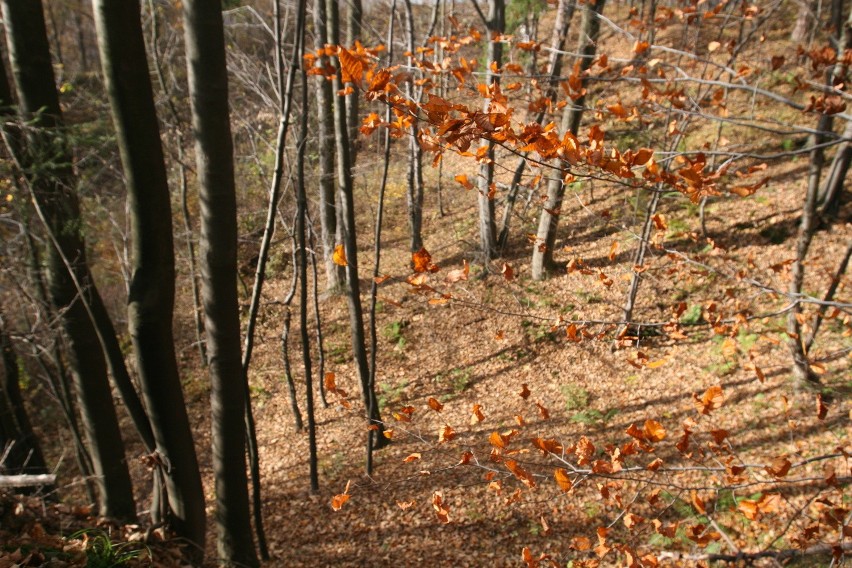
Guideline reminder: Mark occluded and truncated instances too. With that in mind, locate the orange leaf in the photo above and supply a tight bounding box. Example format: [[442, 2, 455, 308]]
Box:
[[455, 174, 474, 190], [396, 499, 415, 510], [535, 402, 550, 419], [432, 491, 451, 523], [332, 244, 348, 266], [765, 456, 791, 478], [412, 247, 434, 273], [554, 468, 572, 492], [470, 404, 486, 424], [501, 262, 514, 281], [402, 453, 421, 463], [338, 46, 364, 84], [643, 419, 666, 442], [816, 394, 828, 420], [505, 459, 536, 488], [331, 480, 351, 511], [438, 424, 456, 443], [693, 385, 724, 415], [519, 383, 531, 399], [489, 431, 507, 449], [570, 536, 591, 551], [633, 41, 650, 55], [428, 397, 444, 412], [692, 491, 707, 515], [608, 241, 619, 261], [324, 372, 337, 392]]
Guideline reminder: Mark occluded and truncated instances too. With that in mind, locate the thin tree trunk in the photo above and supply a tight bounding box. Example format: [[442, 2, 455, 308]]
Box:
[[476, 0, 505, 266], [367, 0, 396, 476], [92, 0, 206, 558], [531, 0, 605, 280], [182, 1, 258, 565], [293, 1, 318, 491], [2, 0, 136, 522], [0, 313, 49, 479], [327, 0, 388, 448], [497, 0, 575, 251], [147, 0, 207, 367], [346, 0, 362, 164], [402, 0, 425, 253], [313, 0, 344, 292]]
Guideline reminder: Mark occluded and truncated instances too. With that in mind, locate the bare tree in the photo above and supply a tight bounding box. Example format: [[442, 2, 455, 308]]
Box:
[[92, 0, 206, 557], [182, 1, 258, 564], [1, 0, 136, 521]]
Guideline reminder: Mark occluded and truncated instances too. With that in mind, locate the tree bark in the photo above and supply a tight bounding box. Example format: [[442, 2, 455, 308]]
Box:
[[0, 313, 49, 479], [497, 0, 574, 252], [313, 0, 344, 292], [531, 0, 605, 280], [1, 0, 136, 522], [182, 1, 258, 565], [402, 0, 425, 253], [327, 0, 388, 447], [476, 0, 505, 265], [345, 0, 363, 164], [92, 0, 206, 558]]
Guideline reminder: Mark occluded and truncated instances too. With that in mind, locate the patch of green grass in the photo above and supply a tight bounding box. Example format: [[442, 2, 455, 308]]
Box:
[[71, 530, 148, 567], [680, 304, 704, 325], [561, 383, 591, 411], [378, 380, 409, 411], [571, 408, 620, 426], [436, 367, 473, 398], [328, 343, 349, 364], [382, 320, 409, 349]]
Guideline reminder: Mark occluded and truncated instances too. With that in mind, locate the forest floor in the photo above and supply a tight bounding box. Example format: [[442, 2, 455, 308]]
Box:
[[2, 153, 851, 567], [189, 152, 849, 566], [3, 6, 852, 566]]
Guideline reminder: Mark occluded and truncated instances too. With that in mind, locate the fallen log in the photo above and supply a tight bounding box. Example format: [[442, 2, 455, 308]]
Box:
[[0, 474, 56, 488]]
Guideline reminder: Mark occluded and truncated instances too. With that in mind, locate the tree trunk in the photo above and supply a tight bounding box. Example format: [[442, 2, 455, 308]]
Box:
[[0, 313, 49, 479], [327, 0, 388, 447], [313, 0, 344, 292], [531, 0, 605, 280], [402, 0, 424, 253], [1, 0, 136, 522], [293, 0, 317, 491], [477, 0, 505, 265], [182, 1, 258, 565], [345, 0, 362, 164], [92, 0, 206, 557], [497, 0, 575, 251]]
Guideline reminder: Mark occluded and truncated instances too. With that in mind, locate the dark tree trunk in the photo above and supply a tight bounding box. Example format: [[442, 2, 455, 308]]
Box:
[[182, 1, 258, 565], [0, 313, 49, 479], [345, 0, 362, 164], [327, 0, 388, 447], [92, 0, 206, 558], [1, 0, 136, 521]]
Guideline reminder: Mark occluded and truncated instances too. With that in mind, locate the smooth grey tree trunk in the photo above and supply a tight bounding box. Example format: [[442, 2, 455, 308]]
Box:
[[313, 0, 344, 292], [1, 0, 136, 522], [92, 1, 206, 559], [402, 0, 425, 253], [531, 0, 606, 280], [182, 1, 258, 565], [476, 0, 505, 265], [497, 0, 574, 252]]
